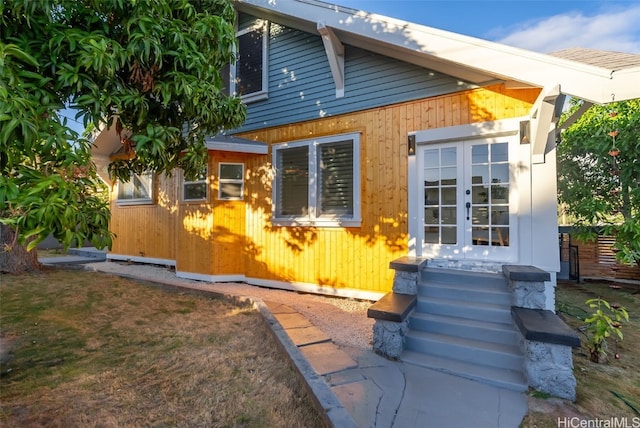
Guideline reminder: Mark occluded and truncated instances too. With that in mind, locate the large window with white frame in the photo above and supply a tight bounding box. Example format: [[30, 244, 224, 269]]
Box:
[[117, 172, 154, 205], [218, 163, 244, 200], [230, 19, 269, 102], [182, 166, 208, 202], [272, 133, 361, 227]]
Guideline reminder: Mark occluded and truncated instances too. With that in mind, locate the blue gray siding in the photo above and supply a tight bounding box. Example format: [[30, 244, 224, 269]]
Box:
[[234, 19, 474, 133]]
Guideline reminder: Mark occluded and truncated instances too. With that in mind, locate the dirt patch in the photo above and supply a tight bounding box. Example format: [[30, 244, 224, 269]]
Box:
[[0, 270, 324, 427]]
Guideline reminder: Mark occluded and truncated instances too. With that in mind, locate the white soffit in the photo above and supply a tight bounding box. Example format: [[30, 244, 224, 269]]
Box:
[[235, 0, 640, 104], [205, 135, 268, 154]]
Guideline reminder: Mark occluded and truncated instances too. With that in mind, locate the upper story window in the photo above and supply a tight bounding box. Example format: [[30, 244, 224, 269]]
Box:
[[182, 167, 208, 202], [117, 172, 154, 205], [218, 163, 244, 200], [232, 19, 269, 102], [272, 133, 361, 227]]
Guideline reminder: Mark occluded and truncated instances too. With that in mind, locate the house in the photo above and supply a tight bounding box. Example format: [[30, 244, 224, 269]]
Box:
[[92, 0, 640, 396]]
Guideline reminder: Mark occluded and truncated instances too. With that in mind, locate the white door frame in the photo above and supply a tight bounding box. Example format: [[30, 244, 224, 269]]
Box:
[[408, 117, 525, 262]]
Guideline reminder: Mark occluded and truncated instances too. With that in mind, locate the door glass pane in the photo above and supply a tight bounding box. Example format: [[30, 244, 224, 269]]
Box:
[[492, 227, 509, 246], [491, 143, 508, 162], [424, 208, 439, 224], [491, 164, 510, 184], [471, 165, 489, 185], [442, 227, 457, 244], [425, 170, 439, 186], [472, 186, 489, 204], [441, 207, 456, 224], [491, 185, 509, 203], [472, 207, 488, 225], [471, 144, 488, 164], [441, 148, 457, 166], [424, 149, 439, 168], [442, 187, 456, 204], [422, 146, 458, 247], [424, 226, 439, 244], [470, 141, 511, 248], [492, 206, 509, 225], [441, 167, 456, 185], [425, 188, 439, 205], [472, 227, 489, 245]]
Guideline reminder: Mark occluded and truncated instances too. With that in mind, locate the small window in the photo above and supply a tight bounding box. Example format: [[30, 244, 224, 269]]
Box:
[[183, 167, 208, 201], [219, 163, 244, 200], [117, 172, 154, 205], [231, 20, 268, 102], [272, 133, 361, 227]]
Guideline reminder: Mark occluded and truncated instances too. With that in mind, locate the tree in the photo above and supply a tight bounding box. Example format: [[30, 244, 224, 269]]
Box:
[[1, 0, 246, 273], [558, 99, 640, 267]]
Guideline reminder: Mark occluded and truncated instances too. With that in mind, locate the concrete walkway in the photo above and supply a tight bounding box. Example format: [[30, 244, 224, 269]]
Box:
[[265, 299, 527, 427], [39, 256, 528, 427]]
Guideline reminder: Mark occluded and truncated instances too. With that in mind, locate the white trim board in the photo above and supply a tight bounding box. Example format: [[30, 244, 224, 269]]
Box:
[[176, 271, 385, 302], [106, 254, 177, 267]]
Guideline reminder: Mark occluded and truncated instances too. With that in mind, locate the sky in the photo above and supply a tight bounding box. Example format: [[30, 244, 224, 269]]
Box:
[[334, 0, 640, 54]]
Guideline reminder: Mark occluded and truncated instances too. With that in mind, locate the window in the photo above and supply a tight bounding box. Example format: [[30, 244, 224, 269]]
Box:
[[117, 172, 154, 205], [182, 167, 208, 201], [273, 133, 361, 227], [219, 163, 244, 200], [231, 20, 268, 102]]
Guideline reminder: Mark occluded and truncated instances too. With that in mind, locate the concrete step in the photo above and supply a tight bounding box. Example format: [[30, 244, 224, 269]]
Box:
[[406, 266, 526, 391], [401, 350, 527, 392], [409, 312, 519, 346], [405, 330, 524, 371], [418, 281, 511, 305], [421, 267, 507, 288], [416, 296, 513, 324]]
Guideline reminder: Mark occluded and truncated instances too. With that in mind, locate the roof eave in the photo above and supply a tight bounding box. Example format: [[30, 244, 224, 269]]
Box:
[[235, 0, 640, 104]]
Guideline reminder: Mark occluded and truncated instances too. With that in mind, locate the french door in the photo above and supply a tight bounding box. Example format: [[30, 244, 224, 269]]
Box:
[[418, 137, 517, 261]]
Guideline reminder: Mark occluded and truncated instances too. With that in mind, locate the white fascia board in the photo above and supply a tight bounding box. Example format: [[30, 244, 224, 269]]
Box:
[[107, 254, 176, 267], [236, 0, 640, 104], [205, 141, 268, 154], [411, 117, 526, 144]]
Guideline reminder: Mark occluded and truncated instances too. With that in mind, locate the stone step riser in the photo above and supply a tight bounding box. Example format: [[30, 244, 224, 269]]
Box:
[[401, 351, 527, 392], [405, 334, 523, 371], [409, 314, 519, 346], [421, 268, 507, 288], [416, 299, 514, 325], [418, 284, 512, 305]]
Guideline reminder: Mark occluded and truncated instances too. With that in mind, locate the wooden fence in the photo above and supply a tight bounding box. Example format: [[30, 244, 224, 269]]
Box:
[[560, 232, 640, 283]]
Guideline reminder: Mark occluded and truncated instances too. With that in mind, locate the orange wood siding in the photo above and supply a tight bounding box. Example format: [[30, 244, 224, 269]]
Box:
[[236, 84, 539, 293], [176, 152, 250, 275], [109, 174, 178, 261], [108, 84, 539, 292]]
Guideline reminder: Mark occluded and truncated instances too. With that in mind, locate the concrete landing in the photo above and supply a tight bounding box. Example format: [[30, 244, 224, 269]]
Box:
[[265, 300, 527, 428]]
